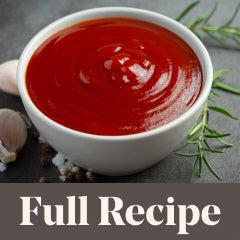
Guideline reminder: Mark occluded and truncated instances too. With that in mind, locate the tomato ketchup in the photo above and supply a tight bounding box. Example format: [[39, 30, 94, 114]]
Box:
[[26, 18, 202, 136]]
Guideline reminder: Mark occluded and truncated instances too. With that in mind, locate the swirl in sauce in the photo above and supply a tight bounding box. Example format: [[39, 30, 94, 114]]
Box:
[[26, 18, 202, 136]]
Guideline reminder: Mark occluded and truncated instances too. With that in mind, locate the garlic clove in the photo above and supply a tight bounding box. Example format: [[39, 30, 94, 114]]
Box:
[[0, 140, 16, 163], [0, 60, 19, 96], [0, 162, 7, 172], [0, 109, 27, 164]]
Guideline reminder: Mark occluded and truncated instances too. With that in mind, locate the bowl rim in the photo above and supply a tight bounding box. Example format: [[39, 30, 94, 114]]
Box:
[[17, 7, 213, 141]]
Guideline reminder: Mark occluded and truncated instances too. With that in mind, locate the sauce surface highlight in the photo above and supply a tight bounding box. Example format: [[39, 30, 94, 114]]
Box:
[[26, 18, 202, 136]]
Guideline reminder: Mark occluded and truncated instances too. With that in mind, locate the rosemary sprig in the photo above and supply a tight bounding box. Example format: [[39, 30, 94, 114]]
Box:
[[176, 69, 240, 182], [176, 101, 237, 182], [176, 1, 200, 22], [176, 1, 240, 47], [175, 69, 239, 182], [175, 1, 240, 182]]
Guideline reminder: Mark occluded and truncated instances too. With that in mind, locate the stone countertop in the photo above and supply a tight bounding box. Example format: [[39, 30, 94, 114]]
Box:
[[0, 0, 239, 183]]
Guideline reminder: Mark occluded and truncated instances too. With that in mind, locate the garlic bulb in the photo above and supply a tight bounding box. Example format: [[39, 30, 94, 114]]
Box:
[[0, 109, 27, 164], [0, 60, 19, 96]]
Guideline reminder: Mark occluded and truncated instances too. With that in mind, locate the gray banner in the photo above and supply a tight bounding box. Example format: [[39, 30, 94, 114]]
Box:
[[0, 183, 239, 239]]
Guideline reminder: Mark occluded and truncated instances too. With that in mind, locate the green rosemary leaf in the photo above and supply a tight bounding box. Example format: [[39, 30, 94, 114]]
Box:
[[204, 2, 218, 23], [208, 106, 238, 120], [216, 138, 234, 148], [176, 139, 199, 152], [204, 126, 219, 134], [187, 16, 206, 30], [198, 155, 202, 177], [176, 1, 200, 22], [223, 2, 240, 26], [203, 139, 212, 149], [176, 152, 200, 157], [188, 157, 199, 182], [188, 136, 200, 142], [212, 81, 240, 95], [203, 155, 223, 181], [201, 148, 223, 153], [188, 140, 199, 144], [205, 126, 222, 138], [204, 127, 233, 147], [200, 24, 218, 32], [227, 26, 240, 34], [175, 142, 190, 151], [205, 133, 231, 138], [213, 69, 229, 81], [219, 27, 240, 38], [188, 122, 202, 137]]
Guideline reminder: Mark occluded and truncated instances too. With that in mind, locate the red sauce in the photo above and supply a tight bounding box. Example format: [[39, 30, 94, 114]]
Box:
[[26, 18, 202, 136]]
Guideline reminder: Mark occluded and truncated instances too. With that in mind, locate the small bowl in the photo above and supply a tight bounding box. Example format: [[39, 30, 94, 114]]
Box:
[[17, 7, 213, 176]]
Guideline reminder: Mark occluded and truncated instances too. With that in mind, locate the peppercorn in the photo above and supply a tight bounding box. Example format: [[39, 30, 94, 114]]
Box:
[[40, 156, 50, 167], [66, 172, 76, 182], [32, 129, 39, 139]]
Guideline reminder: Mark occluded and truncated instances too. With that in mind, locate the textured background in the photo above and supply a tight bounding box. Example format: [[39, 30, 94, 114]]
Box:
[[0, 0, 239, 183]]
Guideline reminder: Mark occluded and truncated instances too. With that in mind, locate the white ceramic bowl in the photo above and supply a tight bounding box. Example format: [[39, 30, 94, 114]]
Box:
[[17, 7, 213, 176]]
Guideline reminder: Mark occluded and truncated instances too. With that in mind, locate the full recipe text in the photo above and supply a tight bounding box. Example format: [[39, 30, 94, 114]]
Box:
[[19, 195, 221, 235]]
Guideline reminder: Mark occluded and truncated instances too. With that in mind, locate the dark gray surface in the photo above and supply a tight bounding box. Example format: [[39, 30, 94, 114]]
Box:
[[0, 0, 239, 183]]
